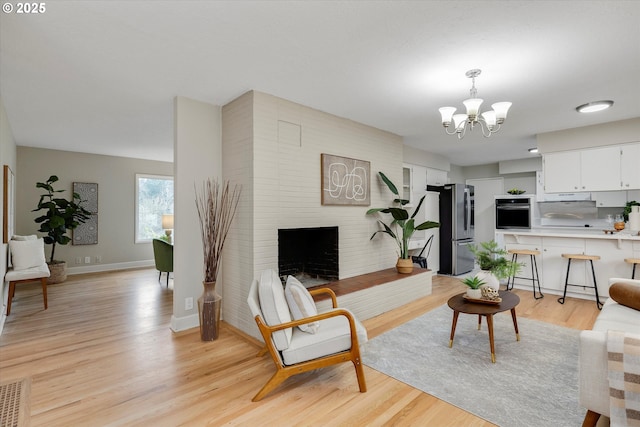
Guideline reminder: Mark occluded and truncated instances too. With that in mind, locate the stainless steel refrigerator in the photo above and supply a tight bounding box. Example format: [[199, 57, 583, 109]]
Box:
[[427, 183, 475, 275]]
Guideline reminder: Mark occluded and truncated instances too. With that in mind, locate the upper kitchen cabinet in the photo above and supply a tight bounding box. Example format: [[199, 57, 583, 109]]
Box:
[[402, 163, 427, 206], [544, 143, 639, 192], [621, 143, 640, 189], [426, 168, 448, 186]]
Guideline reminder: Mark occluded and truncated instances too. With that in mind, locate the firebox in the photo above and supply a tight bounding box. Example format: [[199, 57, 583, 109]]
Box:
[[278, 226, 339, 286]]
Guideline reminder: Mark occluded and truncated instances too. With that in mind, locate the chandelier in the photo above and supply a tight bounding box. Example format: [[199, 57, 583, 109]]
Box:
[[438, 69, 512, 139]]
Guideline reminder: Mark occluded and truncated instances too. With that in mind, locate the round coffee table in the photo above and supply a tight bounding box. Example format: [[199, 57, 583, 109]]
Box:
[[447, 290, 520, 363]]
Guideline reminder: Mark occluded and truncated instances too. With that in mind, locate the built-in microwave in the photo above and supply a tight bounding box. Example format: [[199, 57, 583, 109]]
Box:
[[495, 197, 532, 229]]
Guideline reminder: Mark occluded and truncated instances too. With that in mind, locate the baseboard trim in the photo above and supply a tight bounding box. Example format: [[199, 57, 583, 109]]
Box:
[[67, 260, 154, 275], [170, 313, 199, 332]]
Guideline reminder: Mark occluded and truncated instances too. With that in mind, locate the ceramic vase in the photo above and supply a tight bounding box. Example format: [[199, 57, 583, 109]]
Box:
[[466, 288, 482, 299], [396, 258, 414, 274], [475, 270, 500, 291], [198, 281, 222, 341]]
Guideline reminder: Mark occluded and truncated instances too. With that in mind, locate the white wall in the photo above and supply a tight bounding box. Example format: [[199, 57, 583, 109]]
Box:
[[171, 96, 222, 331], [0, 97, 17, 330], [221, 91, 404, 338]]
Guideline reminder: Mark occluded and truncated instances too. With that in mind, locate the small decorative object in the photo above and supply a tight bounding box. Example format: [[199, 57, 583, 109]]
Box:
[[195, 178, 241, 341], [507, 188, 526, 195], [481, 287, 501, 301], [367, 172, 439, 274], [33, 176, 92, 283], [614, 214, 625, 231], [469, 240, 522, 291]]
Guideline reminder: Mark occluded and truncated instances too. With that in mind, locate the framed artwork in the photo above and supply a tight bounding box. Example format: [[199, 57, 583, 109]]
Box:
[[3, 165, 14, 243], [72, 182, 98, 245], [321, 153, 370, 206]]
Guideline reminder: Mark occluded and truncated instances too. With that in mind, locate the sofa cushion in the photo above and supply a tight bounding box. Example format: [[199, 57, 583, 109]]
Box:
[[285, 276, 319, 334], [8, 238, 46, 270], [609, 281, 640, 311], [593, 297, 640, 335], [258, 269, 292, 351], [282, 308, 368, 365]]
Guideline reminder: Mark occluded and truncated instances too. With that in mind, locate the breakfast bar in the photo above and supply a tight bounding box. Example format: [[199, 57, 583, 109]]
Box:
[[495, 227, 640, 301]]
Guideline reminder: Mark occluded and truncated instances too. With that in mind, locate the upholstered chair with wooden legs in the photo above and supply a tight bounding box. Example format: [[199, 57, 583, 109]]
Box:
[[247, 269, 367, 401], [5, 236, 51, 315]]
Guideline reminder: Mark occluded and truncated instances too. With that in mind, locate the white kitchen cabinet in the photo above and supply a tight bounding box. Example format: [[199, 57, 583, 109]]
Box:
[[544, 144, 638, 193], [541, 237, 586, 293], [544, 151, 581, 192], [402, 165, 412, 204], [592, 191, 627, 208], [585, 239, 634, 298], [402, 163, 427, 207], [426, 168, 448, 186], [621, 143, 640, 190]]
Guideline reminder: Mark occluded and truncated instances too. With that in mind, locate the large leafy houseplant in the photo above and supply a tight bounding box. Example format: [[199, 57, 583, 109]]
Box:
[[33, 175, 92, 264], [468, 240, 521, 282], [366, 171, 439, 260]]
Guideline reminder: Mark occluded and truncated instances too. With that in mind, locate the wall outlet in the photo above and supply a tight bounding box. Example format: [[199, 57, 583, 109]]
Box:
[[185, 297, 193, 311], [95, 255, 102, 263], [84, 256, 91, 264], [75, 257, 82, 264]]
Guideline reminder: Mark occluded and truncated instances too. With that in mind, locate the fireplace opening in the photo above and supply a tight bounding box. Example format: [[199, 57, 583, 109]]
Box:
[[278, 226, 339, 288]]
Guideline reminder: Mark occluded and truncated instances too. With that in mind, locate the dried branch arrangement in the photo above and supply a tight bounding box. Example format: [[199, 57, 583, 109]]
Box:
[[195, 178, 242, 283]]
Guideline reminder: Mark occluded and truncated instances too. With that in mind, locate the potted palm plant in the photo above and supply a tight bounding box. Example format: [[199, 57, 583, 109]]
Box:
[[468, 240, 521, 290], [194, 178, 242, 341], [33, 175, 92, 283], [366, 171, 439, 273]]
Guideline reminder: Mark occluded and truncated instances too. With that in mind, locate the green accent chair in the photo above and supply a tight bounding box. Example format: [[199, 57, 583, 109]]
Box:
[[152, 239, 173, 287]]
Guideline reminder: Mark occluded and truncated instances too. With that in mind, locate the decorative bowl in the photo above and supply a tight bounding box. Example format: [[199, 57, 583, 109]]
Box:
[[507, 189, 526, 195]]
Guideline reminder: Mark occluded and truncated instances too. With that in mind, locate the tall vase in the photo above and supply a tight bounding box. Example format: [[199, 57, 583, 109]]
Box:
[[198, 281, 222, 341]]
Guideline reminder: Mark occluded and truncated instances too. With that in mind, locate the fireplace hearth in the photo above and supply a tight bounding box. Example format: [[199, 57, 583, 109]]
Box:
[[278, 226, 339, 287]]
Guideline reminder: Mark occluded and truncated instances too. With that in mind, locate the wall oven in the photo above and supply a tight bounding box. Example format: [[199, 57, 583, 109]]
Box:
[[495, 197, 533, 229]]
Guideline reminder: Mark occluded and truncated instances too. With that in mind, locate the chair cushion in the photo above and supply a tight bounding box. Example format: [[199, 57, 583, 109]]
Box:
[[609, 281, 640, 311], [12, 234, 37, 241], [5, 263, 50, 282], [282, 308, 368, 365], [285, 276, 319, 334], [258, 269, 292, 351], [8, 238, 47, 270]]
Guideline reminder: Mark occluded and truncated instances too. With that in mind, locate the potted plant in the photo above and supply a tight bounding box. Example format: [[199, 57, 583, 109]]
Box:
[[461, 276, 485, 299], [194, 178, 242, 341], [366, 171, 439, 273], [468, 240, 521, 290], [33, 175, 92, 283]]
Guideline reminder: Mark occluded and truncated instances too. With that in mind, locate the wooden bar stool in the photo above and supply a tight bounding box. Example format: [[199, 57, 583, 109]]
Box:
[[625, 258, 640, 279], [558, 253, 602, 310], [506, 249, 543, 299]]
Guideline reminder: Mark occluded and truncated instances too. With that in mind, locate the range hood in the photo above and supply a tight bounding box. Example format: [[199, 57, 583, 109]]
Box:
[[538, 200, 598, 227]]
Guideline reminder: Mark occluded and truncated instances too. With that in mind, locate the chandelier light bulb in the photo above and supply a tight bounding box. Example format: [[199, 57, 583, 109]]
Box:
[[452, 114, 468, 131], [463, 98, 483, 120], [439, 107, 457, 125]]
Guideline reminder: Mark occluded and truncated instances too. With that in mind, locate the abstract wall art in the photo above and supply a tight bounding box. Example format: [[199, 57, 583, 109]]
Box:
[[72, 182, 98, 245], [321, 153, 370, 206]]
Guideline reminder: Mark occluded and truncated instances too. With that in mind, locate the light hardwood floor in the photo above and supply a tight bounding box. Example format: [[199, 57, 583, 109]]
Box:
[[0, 268, 601, 426]]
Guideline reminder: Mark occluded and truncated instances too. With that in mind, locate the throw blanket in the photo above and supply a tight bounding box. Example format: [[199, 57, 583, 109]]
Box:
[[608, 331, 640, 426]]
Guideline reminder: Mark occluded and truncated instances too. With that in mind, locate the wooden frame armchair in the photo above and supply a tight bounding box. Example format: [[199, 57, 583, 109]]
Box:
[[247, 270, 367, 402]]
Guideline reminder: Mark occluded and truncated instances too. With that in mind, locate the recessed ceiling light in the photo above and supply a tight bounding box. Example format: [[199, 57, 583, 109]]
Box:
[[576, 100, 614, 113], [528, 147, 538, 153]]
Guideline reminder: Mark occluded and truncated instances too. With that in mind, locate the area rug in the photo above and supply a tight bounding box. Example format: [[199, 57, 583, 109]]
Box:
[[0, 377, 30, 427], [362, 304, 584, 427]]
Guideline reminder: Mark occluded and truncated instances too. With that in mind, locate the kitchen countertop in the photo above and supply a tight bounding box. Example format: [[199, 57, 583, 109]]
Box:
[[496, 227, 640, 241]]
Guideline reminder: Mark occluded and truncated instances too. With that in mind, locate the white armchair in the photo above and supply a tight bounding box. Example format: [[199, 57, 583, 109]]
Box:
[[5, 236, 50, 315], [247, 269, 367, 401], [579, 277, 640, 426]]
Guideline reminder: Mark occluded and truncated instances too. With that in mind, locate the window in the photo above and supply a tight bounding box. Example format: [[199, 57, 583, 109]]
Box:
[[135, 174, 174, 243]]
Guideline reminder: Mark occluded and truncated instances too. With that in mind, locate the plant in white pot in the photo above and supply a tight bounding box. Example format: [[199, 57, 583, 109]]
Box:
[[461, 276, 485, 299], [366, 172, 439, 274], [33, 175, 92, 283], [194, 178, 241, 341], [468, 240, 521, 291]]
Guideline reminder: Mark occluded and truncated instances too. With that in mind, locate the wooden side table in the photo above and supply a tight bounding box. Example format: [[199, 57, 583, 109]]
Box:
[[447, 291, 520, 363]]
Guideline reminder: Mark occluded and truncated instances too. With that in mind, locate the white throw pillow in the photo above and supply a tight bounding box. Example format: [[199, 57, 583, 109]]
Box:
[[9, 238, 46, 270], [12, 234, 37, 241], [258, 269, 293, 351], [285, 275, 319, 334]]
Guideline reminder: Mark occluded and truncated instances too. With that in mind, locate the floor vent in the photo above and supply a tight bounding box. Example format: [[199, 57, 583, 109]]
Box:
[[0, 377, 30, 427]]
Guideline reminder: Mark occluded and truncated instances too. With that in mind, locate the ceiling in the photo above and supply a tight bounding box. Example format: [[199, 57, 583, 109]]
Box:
[[1, 1, 639, 166]]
